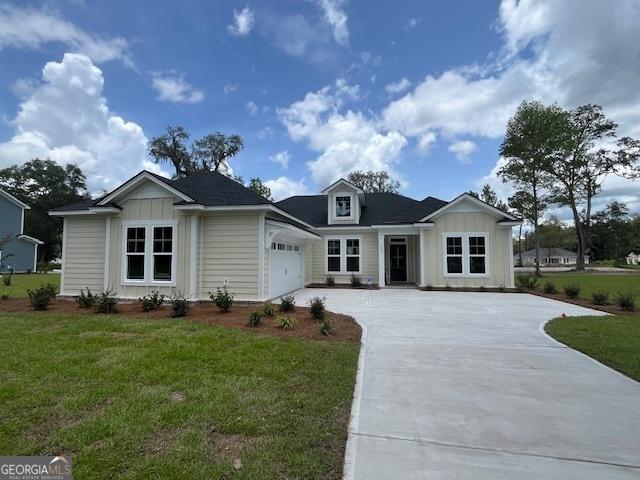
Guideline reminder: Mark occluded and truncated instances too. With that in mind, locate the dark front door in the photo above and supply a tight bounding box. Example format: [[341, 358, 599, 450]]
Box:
[[389, 243, 407, 282]]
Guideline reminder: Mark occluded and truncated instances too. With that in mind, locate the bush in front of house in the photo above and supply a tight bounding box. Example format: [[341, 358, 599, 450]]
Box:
[[591, 291, 609, 306], [307, 296, 326, 320], [140, 290, 165, 311], [280, 294, 295, 312], [320, 316, 333, 336], [95, 290, 118, 314], [615, 290, 636, 312], [261, 301, 275, 316], [169, 290, 189, 317], [247, 310, 262, 327], [516, 273, 539, 291], [563, 283, 581, 299], [350, 274, 362, 287], [76, 288, 97, 308], [543, 281, 557, 294], [210, 286, 234, 312], [2, 275, 12, 286], [277, 315, 295, 330], [27, 283, 57, 311], [0, 294, 9, 300], [325, 275, 335, 286]]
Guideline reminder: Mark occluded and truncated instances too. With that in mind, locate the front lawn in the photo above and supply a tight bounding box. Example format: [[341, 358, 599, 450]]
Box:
[[0, 273, 60, 298], [538, 272, 640, 301], [545, 315, 640, 381], [0, 312, 359, 479]]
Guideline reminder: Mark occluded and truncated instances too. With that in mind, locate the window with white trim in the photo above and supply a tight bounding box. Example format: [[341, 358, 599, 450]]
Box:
[[346, 238, 360, 272], [326, 237, 361, 274], [152, 226, 173, 281], [444, 233, 489, 277], [445, 236, 463, 274], [126, 227, 146, 280], [468, 236, 486, 274], [124, 224, 176, 284], [327, 239, 341, 272], [336, 196, 351, 217]]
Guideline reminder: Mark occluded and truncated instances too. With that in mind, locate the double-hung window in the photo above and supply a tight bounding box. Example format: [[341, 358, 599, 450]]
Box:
[[445, 236, 463, 274], [152, 227, 173, 281], [123, 222, 176, 285], [335, 196, 351, 217], [468, 236, 486, 274], [346, 239, 360, 272], [326, 237, 361, 274], [126, 227, 146, 280], [327, 239, 341, 272], [444, 233, 489, 277]]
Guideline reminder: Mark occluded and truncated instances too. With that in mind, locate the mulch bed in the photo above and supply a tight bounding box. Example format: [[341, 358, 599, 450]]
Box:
[[527, 290, 637, 315], [0, 298, 362, 343], [306, 284, 379, 290]]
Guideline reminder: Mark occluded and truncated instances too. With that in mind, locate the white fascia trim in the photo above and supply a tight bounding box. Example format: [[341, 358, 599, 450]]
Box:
[[49, 210, 95, 217], [266, 219, 321, 240], [89, 207, 121, 214], [498, 221, 523, 227], [320, 178, 364, 195], [17, 234, 44, 245], [97, 171, 193, 206], [0, 189, 30, 209], [419, 193, 519, 222]]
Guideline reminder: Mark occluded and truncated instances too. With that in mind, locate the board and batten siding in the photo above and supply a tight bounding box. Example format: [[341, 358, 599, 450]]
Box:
[[309, 231, 379, 284], [423, 211, 512, 288], [62, 217, 106, 295]]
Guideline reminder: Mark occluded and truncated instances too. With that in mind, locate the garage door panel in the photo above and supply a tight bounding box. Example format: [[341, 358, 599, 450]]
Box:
[[270, 245, 303, 298]]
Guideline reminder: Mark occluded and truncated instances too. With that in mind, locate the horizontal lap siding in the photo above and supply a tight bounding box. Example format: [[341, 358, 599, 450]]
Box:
[[199, 213, 259, 300], [309, 231, 379, 284], [63, 217, 105, 294]]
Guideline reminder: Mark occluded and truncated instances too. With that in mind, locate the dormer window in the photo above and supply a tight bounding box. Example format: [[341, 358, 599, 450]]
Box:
[[336, 196, 351, 217]]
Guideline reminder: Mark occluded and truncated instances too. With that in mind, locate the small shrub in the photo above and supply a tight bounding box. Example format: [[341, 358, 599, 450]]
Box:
[[2, 275, 11, 286], [350, 274, 362, 287], [26, 283, 57, 311], [424, 284, 433, 291], [615, 291, 636, 312], [0, 294, 9, 300], [261, 301, 275, 316], [516, 273, 539, 291], [95, 290, 118, 314], [247, 310, 262, 327], [139, 290, 165, 311], [307, 296, 326, 320], [498, 285, 506, 293], [277, 315, 295, 330], [210, 286, 234, 312], [543, 281, 557, 294], [76, 288, 97, 308], [280, 293, 296, 312], [563, 283, 581, 299], [320, 316, 333, 336], [591, 290, 609, 306], [169, 290, 189, 317], [325, 275, 335, 286]]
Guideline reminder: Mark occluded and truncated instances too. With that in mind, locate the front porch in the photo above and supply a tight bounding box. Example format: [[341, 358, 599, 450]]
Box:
[[376, 227, 429, 288]]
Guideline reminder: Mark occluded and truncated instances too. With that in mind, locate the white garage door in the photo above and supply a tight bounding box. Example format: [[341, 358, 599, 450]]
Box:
[[270, 241, 303, 299]]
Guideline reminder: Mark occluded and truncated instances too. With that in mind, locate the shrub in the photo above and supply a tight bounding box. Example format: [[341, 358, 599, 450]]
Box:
[[350, 274, 362, 287], [320, 316, 333, 336], [307, 296, 326, 320], [247, 310, 262, 327], [325, 275, 335, 286], [139, 290, 165, 311], [591, 290, 609, 306], [26, 283, 57, 311], [516, 273, 539, 290], [276, 315, 295, 330], [210, 286, 234, 312], [498, 285, 506, 293], [563, 283, 581, 299], [543, 281, 557, 294], [615, 291, 636, 312], [95, 290, 118, 314], [424, 284, 433, 291], [169, 290, 189, 317], [280, 294, 295, 312], [2, 275, 11, 286], [0, 294, 9, 300], [76, 288, 97, 308], [261, 301, 275, 316]]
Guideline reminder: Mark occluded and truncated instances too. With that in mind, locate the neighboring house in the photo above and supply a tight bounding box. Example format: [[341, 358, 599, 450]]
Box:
[[626, 252, 640, 265], [515, 248, 589, 266], [0, 189, 43, 273], [49, 171, 522, 300]]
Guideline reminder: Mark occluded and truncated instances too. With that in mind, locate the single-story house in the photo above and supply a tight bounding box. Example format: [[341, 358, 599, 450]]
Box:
[[626, 252, 640, 265], [50, 171, 522, 301], [515, 247, 588, 266], [0, 188, 43, 273]]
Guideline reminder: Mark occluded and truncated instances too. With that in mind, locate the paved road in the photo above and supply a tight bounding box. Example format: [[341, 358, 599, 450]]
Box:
[[294, 288, 640, 480]]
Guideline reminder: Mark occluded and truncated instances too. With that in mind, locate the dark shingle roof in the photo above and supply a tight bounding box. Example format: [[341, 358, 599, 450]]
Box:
[[168, 172, 271, 206], [50, 199, 96, 211]]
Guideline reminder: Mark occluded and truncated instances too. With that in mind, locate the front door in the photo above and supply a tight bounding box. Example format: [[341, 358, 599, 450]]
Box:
[[389, 243, 407, 282]]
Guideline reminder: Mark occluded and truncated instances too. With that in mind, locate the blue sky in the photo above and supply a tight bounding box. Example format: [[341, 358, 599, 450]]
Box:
[[0, 0, 639, 212]]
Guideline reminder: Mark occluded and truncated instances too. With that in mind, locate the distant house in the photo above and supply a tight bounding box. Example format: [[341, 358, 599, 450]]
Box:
[[515, 248, 588, 266], [0, 189, 43, 273], [626, 252, 640, 265]]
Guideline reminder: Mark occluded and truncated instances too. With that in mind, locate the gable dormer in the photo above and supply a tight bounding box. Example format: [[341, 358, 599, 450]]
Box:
[[321, 179, 365, 225]]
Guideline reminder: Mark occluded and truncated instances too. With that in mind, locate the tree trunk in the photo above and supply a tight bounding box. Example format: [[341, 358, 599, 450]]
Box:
[[571, 203, 586, 271], [533, 184, 541, 276]]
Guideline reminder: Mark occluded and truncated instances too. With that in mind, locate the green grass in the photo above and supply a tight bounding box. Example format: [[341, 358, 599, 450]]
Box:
[[0, 273, 60, 298], [538, 272, 640, 301], [0, 313, 359, 479], [545, 315, 640, 381]]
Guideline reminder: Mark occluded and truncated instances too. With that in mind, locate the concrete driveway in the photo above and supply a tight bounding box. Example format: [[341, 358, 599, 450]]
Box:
[[295, 288, 640, 479]]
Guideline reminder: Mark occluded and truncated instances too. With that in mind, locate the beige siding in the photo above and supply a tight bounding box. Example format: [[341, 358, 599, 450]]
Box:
[[423, 211, 512, 287], [62, 217, 106, 295], [309, 231, 379, 284], [304, 244, 313, 285]]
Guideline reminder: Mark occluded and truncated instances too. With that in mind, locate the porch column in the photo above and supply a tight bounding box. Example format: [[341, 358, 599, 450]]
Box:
[[189, 214, 199, 299], [419, 228, 426, 287], [377, 231, 385, 287]]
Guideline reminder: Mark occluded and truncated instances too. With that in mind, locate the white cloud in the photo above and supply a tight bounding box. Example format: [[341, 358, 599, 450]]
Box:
[[404, 17, 421, 31], [317, 0, 349, 46], [10, 78, 40, 99], [385, 78, 412, 95], [0, 5, 132, 66], [264, 176, 309, 201], [448, 140, 477, 165], [0, 53, 164, 192], [151, 73, 204, 104], [245, 100, 258, 116], [269, 150, 290, 169], [223, 83, 237, 94], [227, 6, 255, 37], [417, 132, 437, 155]]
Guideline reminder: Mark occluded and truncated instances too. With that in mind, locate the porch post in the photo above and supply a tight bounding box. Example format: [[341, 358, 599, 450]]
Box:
[[377, 231, 385, 287], [189, 214, 199, 299], [419, 228, 426, 287]]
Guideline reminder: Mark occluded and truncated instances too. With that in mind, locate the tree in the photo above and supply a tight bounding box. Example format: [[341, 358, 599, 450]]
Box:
[[0, 234, 14, 268], [591, 201, 632, 262], [347, 170, 400, 193], [0, 159, 88, 263], [544, 104, 640, 270], [499, 101, 566, 275], [507, 190, 537, 266], [247, 177, 273, 201], [148, 126, 191, 176], [468, 184, 509, 211]]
